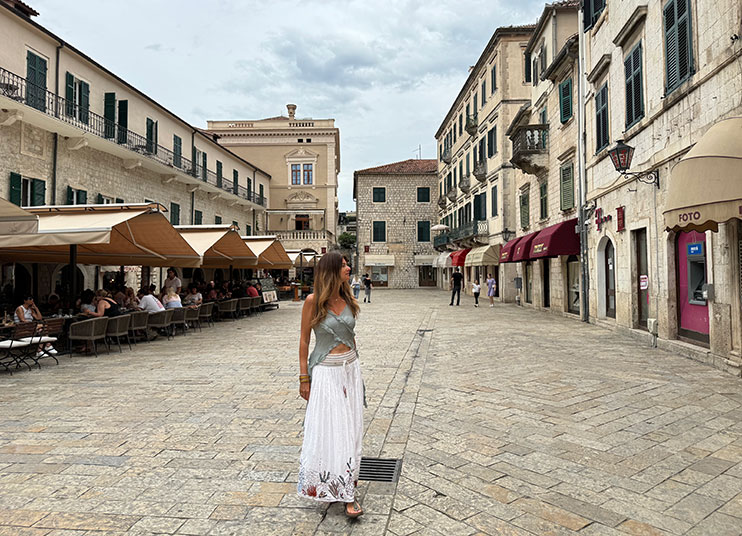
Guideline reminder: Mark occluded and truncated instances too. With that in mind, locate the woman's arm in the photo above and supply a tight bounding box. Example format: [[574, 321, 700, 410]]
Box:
[[298, 294, 314, 401], [88, 300, 109, 318]]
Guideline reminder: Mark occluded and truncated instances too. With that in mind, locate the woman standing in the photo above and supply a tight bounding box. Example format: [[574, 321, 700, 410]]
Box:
[[350, 274, 361, 300], [297, 251, 364, 518], [486, 273, 497, 307], [472, 279, 481, 308]]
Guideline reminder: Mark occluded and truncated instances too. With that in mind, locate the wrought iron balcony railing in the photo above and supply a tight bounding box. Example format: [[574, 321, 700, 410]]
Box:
[[433, 233, 450, 248], [450, 220, 488, 241], [511, 124, 549, 158], [473, 160, 487, 182], [465, 114, 478, 136], [0, 66, 265, 207]]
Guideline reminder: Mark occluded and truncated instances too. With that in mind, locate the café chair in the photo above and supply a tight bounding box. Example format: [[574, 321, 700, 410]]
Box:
[[198, 302, 214, 328], [105, 314, 132, 353], [68, 317, 109, 357], [169, 307, 187, 336], [127, 311, 149, 344], [184, 306, 200, 332]]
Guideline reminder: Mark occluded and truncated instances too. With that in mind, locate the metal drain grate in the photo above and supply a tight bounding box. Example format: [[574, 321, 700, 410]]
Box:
[[358, 457, 403, 483]]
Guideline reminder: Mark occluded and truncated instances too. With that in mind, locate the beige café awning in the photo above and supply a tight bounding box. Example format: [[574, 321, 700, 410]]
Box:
[[243, 236, 293, 269], [364, 254, 395, 267], [177, 225, 257, 268], [464, 244, 501, 267], [0, 203, 201, 267], [0, 197, 39, 235], [433, 251, 452, 268], [664, 117, 742, 233], [413, 254, 435, 266]]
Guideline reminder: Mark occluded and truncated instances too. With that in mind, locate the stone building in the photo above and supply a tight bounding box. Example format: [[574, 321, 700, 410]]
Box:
[[582, 0, 742, 374], [0, 0, 269, 292], [354, 159, 438, 288], [337, 211, 357, 237], [206, 106, 340, 256], [433, 25, 535, 300], [505, 1, 583, 316]]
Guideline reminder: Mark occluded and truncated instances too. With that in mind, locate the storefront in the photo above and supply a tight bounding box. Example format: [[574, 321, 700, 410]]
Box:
[[414, 254, 436, 287], [464, 244, 501, 297], [363, 255, 395, 287], [433, 251, 453, 289]]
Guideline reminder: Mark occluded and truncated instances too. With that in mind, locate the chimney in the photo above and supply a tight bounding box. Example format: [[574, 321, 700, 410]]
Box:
[[287, 104, 296, 120]]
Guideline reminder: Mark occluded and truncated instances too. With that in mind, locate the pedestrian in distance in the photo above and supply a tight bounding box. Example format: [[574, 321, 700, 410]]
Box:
[[486, 273, 497, 307], [450, 267, 463, 306], [350, 273, 361, 300], [297, 251, 365, 518], [472, 279, 481, 307], [362, 273, 372, 303]]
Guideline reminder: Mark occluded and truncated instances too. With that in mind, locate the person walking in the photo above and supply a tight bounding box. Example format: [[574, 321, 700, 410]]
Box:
[[486, 273, 497, 307], [362, 273, 372, 303], [472, 279, 481, 307], [297, 251, 364, 518], [350, 274, 361, 300], [450, 267, 463, 306]]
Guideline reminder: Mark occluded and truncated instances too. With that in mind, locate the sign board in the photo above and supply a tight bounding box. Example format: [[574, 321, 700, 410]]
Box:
[[640, 275, 649, 290], [262, 290, 277, 303], [687, 243, 704, 256]]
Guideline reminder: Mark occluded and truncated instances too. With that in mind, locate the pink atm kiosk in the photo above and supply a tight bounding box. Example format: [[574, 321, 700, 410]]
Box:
[[676, 231, 709, 343]]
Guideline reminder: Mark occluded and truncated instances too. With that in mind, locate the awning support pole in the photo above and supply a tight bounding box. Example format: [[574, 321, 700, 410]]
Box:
[[69, 244, 78, 306]]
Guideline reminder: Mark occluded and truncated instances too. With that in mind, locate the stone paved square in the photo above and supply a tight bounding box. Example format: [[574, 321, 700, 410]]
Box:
[[1, 290, 741, 535]]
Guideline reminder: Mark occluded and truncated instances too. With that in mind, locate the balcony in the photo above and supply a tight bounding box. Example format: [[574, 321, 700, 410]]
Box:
[[473, 160, 487, 182], [442, 147, 452, 164], [450, 220, 489, 242], [437, 196, 447, 209], [446, 187, 458, 202], [0, 66, 265, 207], [271, 229, 330, 242], [433, 233, 451, 249], [459, 175, 471, 194], [465, 114, 478, 136], [510, 124, 549, 176]]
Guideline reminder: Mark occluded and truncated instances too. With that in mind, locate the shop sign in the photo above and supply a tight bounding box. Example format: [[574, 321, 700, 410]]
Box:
[[687, 243, 704, 256], [595, 208, 612, 231], [640, 275, 649, 290]]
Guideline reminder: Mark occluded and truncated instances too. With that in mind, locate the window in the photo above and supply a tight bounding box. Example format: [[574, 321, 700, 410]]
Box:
[[170, 202, 180, 225], [247, 177, 252, 196], [372, 187, 386, 203], [303, 164, 313, 185], [540, 107, 548, 125], [215, 215, 222, 224], [96, 194, 114, 204], [595, 83, 610, 152], [216, 160, 223, 188], [245, 223, 252, 236], [625, 41, 644, 127], [466, 153, 470, 176], [539, 45, 547, 73], [664, 0, 693, 94], [194, 210, 203, 225], [491, 64, 497, 93], [201, 152, 207, 181], [26, 51, 47, 112], [560, 163, 575, 210], [532, 55, 539, 85], [233, 169, 239, 194], [306, 138, 312, 143], [520, 190, 530, 229], [173, 135, 182, 168], [417, 221, 431, 242], [491, 184, 498, 217], [232, 220, 238, 229], [295, 214, 309, 230], [458, 161, 463, 181], [65, 186, 87, 205], [525, 51, 532, 83], [559, 78, 573, 123], [291, 164, 301, 185], [458, 114, 463, 136], [487, 127, 497, 158], [259, 184, 264, 203], [104, 93, 116, 139], [473, 93, 478, 111], [9, 173, 45, 207], [473, 192, 486, 220], [583, 0, 606, 31], [417, 187, 430, 203], [145, 117, 158, 154], [539, 181, 548, 219], [372, 221, 386, 242], [478, 138, 486, 164], [117, 100, 128, 144], [64, 72, 90, 124], [453, 123, 456, 143], [481, 80, 486, 105]]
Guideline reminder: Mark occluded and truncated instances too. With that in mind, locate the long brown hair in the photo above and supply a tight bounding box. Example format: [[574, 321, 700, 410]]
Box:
[[310, 251, 359, 328]]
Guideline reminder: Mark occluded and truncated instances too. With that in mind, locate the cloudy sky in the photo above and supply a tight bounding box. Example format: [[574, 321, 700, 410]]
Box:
[[32, 0, 544, 210]]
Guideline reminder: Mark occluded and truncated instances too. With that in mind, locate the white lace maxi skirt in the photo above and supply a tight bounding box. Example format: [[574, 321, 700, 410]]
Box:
[[297, 349, 363, 503]]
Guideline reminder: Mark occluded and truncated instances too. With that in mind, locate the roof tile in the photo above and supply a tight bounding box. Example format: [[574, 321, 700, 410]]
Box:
[[355, 159, 438, 175]]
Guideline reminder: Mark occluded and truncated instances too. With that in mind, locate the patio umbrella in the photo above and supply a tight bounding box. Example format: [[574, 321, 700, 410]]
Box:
[[242, 235, 292, 269], [177, 225, 257, 267], [0, 197, 38, 235], [431, 224, 450, 232]]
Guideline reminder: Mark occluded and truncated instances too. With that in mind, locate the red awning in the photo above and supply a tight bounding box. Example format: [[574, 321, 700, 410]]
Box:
[[499, 237, 522, 263], [512, 232, 538, 262], [450, 248, 471, 266], [530, 218, 580, 259]]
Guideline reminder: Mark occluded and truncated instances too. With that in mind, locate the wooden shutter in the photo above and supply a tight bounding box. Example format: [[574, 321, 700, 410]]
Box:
[[560, 164, 574, 210], [202, 153, 207, 180], [676, 0, 692, 83], [233, 169, 239, 194], [173, 135, 182, 167], [596, 84, 609, 151], [216, 160, 223, 188], [9, 172, 22, 206], [170, 203, 180, 225], [79, 81, 90, 124], [153, 120, 158, 154], [247, 178, 252, 196], [583, 0, 593, 30], [65, 72, 75, 116], [625, 43, 644, 127], [491, 185, 498, 217], [473, 194, 481, 220], [539, 45, 546, 72], [66, 185, 74, 205], [664, 0, 679, 91], [559, 78, 572, 123], [146, 118, 154, 152], [192, 146, 199, 177], [480, 190, 486, 219], [520, 192, 529, 228], [104, 92, 116, 138], [194, 210, 202, 225], [26, 51, 47, 112], [76, 189, 87, 205], [117, 100, 128, 144], [215, 215, 222, 224], [115, 198, 124, 204], [96, 193, 104, 204]]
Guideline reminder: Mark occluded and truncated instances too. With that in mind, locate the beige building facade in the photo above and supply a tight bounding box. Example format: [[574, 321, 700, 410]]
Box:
[[0, 0, 269, 292], [354, 160, 438, 289], [433, 25, 535, 301], [206, 106, 340, 255]]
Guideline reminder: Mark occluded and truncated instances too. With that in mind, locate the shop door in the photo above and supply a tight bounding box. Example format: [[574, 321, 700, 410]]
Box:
[[605, 240, 616, 318], [676, 231, 709, 343], [567, 255, 580, 315], [634, 228, 648, 328], [525, 262, 533, 303], [494, 265, 500, 297], [418, 266, 435, 287], [542, 259, 550, 308]]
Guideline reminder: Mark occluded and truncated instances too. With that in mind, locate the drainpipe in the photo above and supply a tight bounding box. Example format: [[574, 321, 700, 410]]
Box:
[[577, 6, 590, 323]]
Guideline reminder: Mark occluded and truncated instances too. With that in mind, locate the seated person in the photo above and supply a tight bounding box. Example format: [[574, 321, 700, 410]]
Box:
[[162, 287, 182, 309], [123, 287, 140, 309], [83, 290, 122, 317], [182, 284, 203, 306], [246, 283, 259, 298], [79, 289, 96, 314], [15, 295, 55, 356], [139, 288, 165, 313]]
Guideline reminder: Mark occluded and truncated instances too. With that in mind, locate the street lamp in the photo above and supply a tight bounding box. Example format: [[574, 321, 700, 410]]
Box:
[[608, 139, 660, 188]]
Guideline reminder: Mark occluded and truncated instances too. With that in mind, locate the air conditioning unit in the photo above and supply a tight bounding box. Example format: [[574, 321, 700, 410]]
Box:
[[647, 318, 658, 335]]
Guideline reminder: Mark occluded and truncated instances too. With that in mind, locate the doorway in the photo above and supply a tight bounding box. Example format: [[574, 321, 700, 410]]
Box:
[[524, 262, 533, 304], [604, 240, 616, 318], [542, 259, 550, 308], [676, 231, 709, 344], [418, 266, 435, 287], [634, 228, 648, 328], [567, 255, 580, 315]]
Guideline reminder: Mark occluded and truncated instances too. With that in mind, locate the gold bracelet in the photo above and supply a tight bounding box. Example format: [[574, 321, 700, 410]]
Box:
[[299, 378, 311, 384], [299, 374, 310, 379]]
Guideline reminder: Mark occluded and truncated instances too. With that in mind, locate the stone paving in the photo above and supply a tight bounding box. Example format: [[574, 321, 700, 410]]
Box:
[[1, 290, 741, 536]]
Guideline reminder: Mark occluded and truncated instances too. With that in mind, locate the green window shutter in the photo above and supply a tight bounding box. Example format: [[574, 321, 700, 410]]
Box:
[[194, 210, 202, 225], [170, 203, 180, 225], [117, 100, 128, 144], [202, 153, 207, 181], [65, 72, 75, 116], [66, 185, 74, 205], [104, 92, 116, 138], [146, 118, 154, 153], [595, 84, 609, 151], [491, 185, 498, 217], [676, 0, 692, 85], [216, 161, 223, 188], [539, 182, 548, 219], [96, 193, 104, 204], [633, 43, 644, 123], [115, 198, 124, 204], [173, 135, 182, 168], [247, 178, 252, 196], [560, 164, 574, 210], [245, 224, 251, 236], [480, 190, 486, 219], [232, 220, 238, 228], [192, 146, 198, 178], [417, 221, 430, 242], [665, 0, 679, 92], [26, 51, 47, 112], [666, 0, 693, 93], [79, 81, 89, 124], [520, 192, 529, 229], [76, 189, 87, 205], [9, 172, 22, 206], [215, 215, 222, 224], [233, 169, 239, 194], [559, 78, 572, 123], [259, 184, 264, 204]]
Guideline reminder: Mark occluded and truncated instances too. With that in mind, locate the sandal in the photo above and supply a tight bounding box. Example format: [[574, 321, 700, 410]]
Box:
[[345, 500, 364, 518]]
